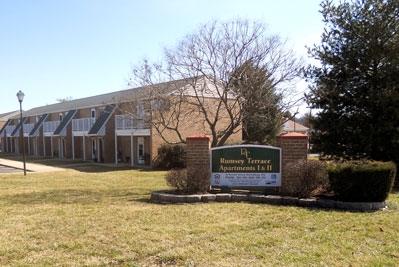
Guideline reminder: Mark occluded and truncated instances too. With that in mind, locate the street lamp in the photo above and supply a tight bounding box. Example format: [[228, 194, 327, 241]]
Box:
[[17, 90, 26, 176]]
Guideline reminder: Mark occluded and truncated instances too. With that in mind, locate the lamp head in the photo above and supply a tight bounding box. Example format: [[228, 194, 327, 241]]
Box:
[[17, 90, 25, 103]]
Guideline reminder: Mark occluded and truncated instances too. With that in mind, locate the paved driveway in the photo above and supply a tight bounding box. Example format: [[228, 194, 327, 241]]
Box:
[[0, 164, 24, 173], [0, 159, 62, 174]]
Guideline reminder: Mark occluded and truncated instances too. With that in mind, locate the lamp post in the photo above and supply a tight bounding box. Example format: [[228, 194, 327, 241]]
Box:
[[17, 90, 26, 176]]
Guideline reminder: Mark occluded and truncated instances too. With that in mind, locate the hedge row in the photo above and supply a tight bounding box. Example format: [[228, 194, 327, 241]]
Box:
[[327, 161, 396, 202]]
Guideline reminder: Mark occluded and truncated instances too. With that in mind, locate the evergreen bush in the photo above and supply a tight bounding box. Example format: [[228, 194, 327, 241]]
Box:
[[327, 161, 396, 202], [154, 143, 186, 169]]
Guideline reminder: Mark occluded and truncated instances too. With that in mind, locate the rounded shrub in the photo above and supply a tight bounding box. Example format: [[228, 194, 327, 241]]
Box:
[[154, 143, 186, 169], [327, 161, 396, 202]]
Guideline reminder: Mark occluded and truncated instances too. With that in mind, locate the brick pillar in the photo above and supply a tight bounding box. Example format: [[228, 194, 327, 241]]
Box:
[[276, 132, 308, 193], [186, 134, 211, 190], [186, 134, 211, 173]]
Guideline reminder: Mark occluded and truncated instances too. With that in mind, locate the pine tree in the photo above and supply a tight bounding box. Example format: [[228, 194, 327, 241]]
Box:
[[306, 0, 399, 161], [231, 60, 283, 144]]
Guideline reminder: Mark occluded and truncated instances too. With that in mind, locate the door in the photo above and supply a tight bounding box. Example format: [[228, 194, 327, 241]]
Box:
[[92, 139, 97, 161], [138, 137, 144, 164], [99, 138, 104, 163], [60, 138, 66, 158]]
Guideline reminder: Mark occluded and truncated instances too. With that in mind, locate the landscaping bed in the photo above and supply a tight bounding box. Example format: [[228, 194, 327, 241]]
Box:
[[150, 190, 387, 211]]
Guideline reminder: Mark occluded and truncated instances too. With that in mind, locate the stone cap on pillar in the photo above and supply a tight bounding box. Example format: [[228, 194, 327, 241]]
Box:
[[276, 132, 308, 139], [186, 134, 211, 141]]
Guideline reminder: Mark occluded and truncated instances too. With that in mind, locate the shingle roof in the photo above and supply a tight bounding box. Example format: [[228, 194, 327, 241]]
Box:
[[53, 110, 77, 136], [10, 76, 212, 119], [11, 117, 28, 137], [16, 88, 145, 118], [88, 104, 116, 136], [282, 120, 308, 133], [29, 114, 49, 137], [0, 119, 11, 135], [0, 111, 20, 121]]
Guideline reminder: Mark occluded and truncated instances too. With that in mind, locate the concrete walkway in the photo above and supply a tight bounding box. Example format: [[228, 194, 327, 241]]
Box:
[[0, 158, 63, 173]]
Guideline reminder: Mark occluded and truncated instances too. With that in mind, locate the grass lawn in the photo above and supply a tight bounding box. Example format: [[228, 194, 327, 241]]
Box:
[[0, 157, 398, 266]]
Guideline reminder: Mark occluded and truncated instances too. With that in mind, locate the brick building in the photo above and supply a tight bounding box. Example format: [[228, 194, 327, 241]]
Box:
[[0, 77, 242, 167]]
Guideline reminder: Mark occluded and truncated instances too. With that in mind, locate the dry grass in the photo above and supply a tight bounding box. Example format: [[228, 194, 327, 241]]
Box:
[[0, 158, 398, 266]]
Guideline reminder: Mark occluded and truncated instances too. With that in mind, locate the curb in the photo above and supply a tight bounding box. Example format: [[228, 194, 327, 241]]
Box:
[[150, 190, 387, 212]]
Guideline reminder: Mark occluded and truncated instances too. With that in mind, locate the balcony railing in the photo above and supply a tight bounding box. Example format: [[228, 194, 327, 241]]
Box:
[[23, 123, 34, 135], [115, 114, 150, 130], [5, 125, 16, 136], [43, 121, 60, 133], [72, 118, 95, 132]]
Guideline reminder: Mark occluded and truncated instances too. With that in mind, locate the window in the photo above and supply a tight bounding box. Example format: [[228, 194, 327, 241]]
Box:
[[91, 108, 96, 118], [150, 99, 170, 111], [59, 113, 63, 121], [137, 104, 144, 119]]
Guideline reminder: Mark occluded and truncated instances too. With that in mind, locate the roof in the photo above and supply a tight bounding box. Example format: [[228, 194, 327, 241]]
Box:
[[282, 120, 309, 133], [11, 117, 28, 137], [29, 114, 49, 137], [0, 119, 11, 135], [88, 104, 116, 136], [0, 111, 20, 121], [12, 77, 200, 119], [53, 110, 77, 136], [15, 88, 147, 118]]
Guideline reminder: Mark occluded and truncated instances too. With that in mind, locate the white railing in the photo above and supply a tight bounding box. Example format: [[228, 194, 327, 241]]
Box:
[[5, 125, 16, 136], [23, 123, 34, 134], [115, 115, 150, 130], [43, 121, 60, 133], [72, 118, 95, 132]]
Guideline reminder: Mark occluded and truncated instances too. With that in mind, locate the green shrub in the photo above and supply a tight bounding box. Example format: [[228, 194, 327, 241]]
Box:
[[154, 143, 186, 169], [284, 159, 328, 198], [327, 161, 396, 202]]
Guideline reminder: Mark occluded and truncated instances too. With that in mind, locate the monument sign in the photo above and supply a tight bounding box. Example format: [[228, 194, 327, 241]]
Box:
[[211, 145, 281, 188]]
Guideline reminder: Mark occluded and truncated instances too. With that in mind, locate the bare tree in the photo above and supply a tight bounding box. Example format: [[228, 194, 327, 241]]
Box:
[[129, 19, 303, 147]]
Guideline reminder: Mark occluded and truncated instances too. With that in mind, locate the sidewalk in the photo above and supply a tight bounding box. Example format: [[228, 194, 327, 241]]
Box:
[[0, 158, 63, 173]]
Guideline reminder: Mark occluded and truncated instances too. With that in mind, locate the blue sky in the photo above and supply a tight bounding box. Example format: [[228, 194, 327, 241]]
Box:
[[0, 0, 324, 115]]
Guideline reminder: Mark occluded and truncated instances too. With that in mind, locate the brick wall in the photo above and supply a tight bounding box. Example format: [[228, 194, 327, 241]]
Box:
[[276, 132, 308, 193], [186, 134, 211, 183], [150, 98, 242, 165]]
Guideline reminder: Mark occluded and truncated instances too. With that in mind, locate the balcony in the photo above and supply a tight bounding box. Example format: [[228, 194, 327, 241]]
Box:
[[23, 123, 34, 137], [72, 118, 95, 135], [115, 114, 150, 136], [5, 125, 16, 137], [43, 121, 60, 136]]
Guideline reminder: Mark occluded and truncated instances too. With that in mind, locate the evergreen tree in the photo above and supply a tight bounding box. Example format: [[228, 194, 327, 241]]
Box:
[[306, 0, 399, 162], [231, 60, 283, 144]]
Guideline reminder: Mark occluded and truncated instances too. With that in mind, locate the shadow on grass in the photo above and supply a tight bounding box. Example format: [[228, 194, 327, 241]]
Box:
[[0, 189, 151, 205]]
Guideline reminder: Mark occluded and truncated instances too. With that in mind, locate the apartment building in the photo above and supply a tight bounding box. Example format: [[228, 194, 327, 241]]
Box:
[[0, 77, 242, 167]]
